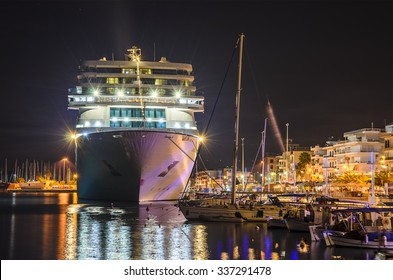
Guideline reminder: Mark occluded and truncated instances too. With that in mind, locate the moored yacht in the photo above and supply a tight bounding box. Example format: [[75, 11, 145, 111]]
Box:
[[68, 46, 204, 202]]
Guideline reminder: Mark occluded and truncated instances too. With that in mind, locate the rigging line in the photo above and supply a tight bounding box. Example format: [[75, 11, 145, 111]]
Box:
[[179, 37, 240, 201], [203, 37, 240, 136], [166, 136, 195, 162], [243, 39, 264, 103], [244, 137, 262, 188], [197, 154, 225, 190]]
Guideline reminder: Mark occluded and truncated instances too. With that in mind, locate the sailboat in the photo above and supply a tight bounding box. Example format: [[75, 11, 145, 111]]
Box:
[[178, 34, 289, 222]]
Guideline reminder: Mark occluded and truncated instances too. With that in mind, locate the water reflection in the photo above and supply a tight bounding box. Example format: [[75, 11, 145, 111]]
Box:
[[0, 193, 382, 260]]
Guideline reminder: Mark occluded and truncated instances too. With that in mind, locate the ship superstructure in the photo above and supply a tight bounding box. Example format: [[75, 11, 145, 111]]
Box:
[[68, 46, 204, 201]]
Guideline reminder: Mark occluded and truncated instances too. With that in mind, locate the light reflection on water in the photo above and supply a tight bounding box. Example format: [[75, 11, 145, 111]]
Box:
[[64, 203, 209, 260], [0, 193, 379, 260]]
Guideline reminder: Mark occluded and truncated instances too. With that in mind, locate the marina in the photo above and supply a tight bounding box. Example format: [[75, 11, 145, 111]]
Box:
[[0, 2, 391, 270], [1, 191, 392, 260]]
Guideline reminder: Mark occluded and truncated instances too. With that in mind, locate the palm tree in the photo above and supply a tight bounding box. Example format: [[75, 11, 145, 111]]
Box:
[[375, 170, 393, 186], [296, 152, 311, 177]]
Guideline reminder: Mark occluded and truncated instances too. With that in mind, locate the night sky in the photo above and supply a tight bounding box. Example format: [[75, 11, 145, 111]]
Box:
[[0, 0, 391, 170]]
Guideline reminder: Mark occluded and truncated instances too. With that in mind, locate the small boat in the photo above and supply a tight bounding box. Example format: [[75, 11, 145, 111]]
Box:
[[375, 250, 393, 260], [309, 224, 346, 244], [329, 230, 393, 249], [267, 217, 287, 229], [283, 202, 322, 232], [322, 207, 393, 248], [285, 217, 318, 232], [180, 201, 282, 223]]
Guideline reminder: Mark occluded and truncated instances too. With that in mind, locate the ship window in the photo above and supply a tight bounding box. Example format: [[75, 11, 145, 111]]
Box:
[[122, 121, 131, 128], [122, 68, 136, 74], [155, 109, 165, 118], [156, 122, 166, 128], [145, 122, 155, 128], [110, 121, 121, 127], [110, 108, 121, 117], [144, 108, 166, 118], [121, 108, 132, 117], [141, 78, 155, 85], [106, 78, 119, 84], [145, 109, 155, 118], [140, 68, 152, 74], [131, 108, 142, 117], [155, 79, 167, 86], [132, 121, 143, 128]]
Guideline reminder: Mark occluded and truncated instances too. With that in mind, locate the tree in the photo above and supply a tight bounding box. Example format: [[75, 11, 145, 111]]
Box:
[[375, 171, 393, 186], [296, 152, 311, 171]]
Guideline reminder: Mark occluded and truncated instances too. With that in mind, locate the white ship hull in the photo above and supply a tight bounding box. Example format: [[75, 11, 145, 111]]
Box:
[[76, 129, 198, 202]]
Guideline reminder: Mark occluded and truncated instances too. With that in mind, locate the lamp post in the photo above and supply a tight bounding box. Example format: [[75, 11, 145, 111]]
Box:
[[70, 133, 80, 185], [323, 155, 328, 196], [71, 133, 78, 170], [370, 151, 375, 205]]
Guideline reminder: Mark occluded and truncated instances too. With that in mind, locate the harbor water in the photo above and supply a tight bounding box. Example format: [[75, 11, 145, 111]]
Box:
[[0, 192, 384, 260]]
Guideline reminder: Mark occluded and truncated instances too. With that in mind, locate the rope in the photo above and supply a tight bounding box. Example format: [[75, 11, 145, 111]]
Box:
[[179, 35, 241, 200]]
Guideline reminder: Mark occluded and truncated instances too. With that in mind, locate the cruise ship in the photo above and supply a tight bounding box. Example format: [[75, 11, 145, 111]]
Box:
[[67, 46, 204, 202]]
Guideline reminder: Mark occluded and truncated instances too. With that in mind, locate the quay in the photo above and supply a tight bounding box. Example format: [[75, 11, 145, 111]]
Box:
[[1, 182, 76, 193]]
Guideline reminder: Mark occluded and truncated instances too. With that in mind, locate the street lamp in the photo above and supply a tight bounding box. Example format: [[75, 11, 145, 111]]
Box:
[[370, 151, 375, 205], [70, 133, 81, 181]]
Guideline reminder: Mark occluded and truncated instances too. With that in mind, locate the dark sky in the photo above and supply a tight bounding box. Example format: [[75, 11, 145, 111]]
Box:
[[0, 0, 391, 170]]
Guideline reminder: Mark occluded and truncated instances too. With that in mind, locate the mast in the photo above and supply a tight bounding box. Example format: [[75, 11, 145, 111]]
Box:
[[261, 117, 267, 188], [127, 46, 145, 127], [241, 138, 245, 190], [231, 33, 245, 205]]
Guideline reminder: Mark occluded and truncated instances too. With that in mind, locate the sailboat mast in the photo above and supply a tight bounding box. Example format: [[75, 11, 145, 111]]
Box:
[[261, 117, 267, 187], [231, 33, 245, 205]]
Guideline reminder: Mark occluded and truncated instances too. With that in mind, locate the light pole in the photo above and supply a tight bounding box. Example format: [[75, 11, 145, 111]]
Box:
[[71, 133, 80, 185], [370, 151, 375, 205], [71, 133, 78, 170], [323, 155, 328, 196]]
